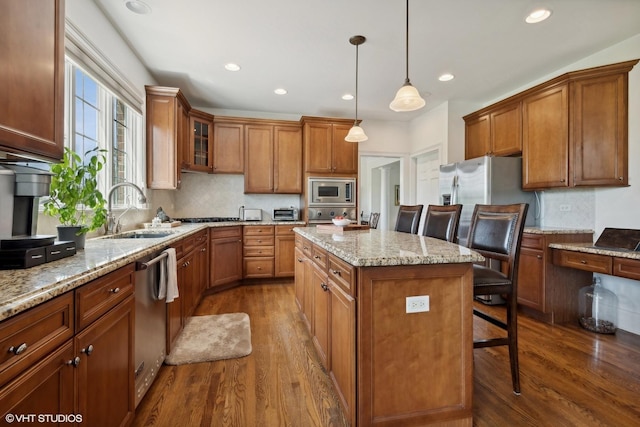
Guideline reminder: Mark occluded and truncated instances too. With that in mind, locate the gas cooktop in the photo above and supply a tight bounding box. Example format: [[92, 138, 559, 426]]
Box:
[[175, 217, 240, 223]]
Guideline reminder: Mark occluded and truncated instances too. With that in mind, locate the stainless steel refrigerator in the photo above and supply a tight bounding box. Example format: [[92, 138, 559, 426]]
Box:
[[439, 155, 536, 246]]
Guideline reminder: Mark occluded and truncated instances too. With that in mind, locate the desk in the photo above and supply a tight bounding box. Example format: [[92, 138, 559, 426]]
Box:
[[551, 242, 640, 280]]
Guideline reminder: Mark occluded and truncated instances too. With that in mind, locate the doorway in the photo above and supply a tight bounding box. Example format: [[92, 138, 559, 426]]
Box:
[[412, 148, 442, 234], [359, 155, 402, 230]]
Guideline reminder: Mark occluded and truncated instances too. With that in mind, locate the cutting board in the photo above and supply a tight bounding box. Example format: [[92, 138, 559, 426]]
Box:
[[316, 224, 370, 233]]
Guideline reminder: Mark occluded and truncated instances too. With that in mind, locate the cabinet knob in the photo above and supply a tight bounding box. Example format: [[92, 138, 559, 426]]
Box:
[[580, 260, 587, 264], [109, 287, 120, 294], [619, 176, 624, 180], [257, 266, 262, 270], [67, 357, 81, 367], [297, 258, 303, 262], [321, 282, 329, 292], [82, 344, 94, 356], [560, 179, 566, 183], [332, 269, 341, 276], [8, 343, 28, 355], [537, 255, 543, 259]]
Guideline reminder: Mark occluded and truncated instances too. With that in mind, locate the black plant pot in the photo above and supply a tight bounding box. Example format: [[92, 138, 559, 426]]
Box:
[[57, 225, 86, 250]]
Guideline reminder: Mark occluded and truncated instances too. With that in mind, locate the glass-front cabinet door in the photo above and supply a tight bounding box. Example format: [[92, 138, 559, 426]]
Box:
[[186, 110, 214, 172]]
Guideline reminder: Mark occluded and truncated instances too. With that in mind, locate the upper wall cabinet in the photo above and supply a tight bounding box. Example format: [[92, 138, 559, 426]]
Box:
[[243, 119, 302, 194], [145, 86, 191, 189], [302, 117, 358, 176], [465, 59, 638, 190], [0, 0, 65, 161], [464, 102, 522, 159], [184, 110, 214, 173], [213, 119, 245, 174]]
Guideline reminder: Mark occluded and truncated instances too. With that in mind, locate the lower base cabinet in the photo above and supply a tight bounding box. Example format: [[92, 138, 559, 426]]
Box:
[[517, 231, 593, 323], [210, 226, 243, 289], [0, 265, 135, 427]]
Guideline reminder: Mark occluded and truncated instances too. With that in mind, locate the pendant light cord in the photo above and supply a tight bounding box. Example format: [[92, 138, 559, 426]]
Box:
[[355, 42, 359, 123], [404, 0, 410, 84]]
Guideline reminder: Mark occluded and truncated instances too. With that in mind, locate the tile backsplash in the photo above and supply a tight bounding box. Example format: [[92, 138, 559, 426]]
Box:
[[538, 188, 595, 229]]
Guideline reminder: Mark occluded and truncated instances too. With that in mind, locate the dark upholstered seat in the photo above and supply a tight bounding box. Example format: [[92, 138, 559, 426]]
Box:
[[468, 203, 528, 395], [422, 204, 462, 243], [394, 205, 423, 234]]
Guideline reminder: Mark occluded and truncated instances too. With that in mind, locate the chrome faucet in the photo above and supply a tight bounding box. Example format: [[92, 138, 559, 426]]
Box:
[[105, 182, 147, 234]]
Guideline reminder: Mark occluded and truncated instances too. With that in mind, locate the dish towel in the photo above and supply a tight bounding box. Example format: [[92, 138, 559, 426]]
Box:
[[158, 247, 179, 303]]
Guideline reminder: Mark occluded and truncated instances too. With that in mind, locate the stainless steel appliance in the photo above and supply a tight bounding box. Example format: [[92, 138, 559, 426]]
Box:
[[439, 156, 536, 245], [273, 207, 299, 221], [0, 164, 76, 269], [440, 156, 535, 305], [307, 207, 358, 224], [242, 208, 262, 221], [134, 250, 168, 407], [308, 177, 356, 207]]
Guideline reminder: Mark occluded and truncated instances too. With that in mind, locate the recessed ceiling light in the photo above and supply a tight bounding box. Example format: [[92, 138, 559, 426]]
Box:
[[342, 94, 354, 101], [525, 8, 552, 24], [124, 0, 151, 15], [224, 63, 241, 72], [438, 73, 455, 82], [274, 88, 287, 95]]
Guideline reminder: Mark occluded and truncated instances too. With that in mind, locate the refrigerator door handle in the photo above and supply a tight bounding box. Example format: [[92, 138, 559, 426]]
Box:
[[452, 175, 459, 204]]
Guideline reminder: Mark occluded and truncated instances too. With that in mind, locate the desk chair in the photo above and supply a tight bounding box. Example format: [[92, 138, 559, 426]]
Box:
[[422, 204, 462, 243], [394, 205, 423, 234], [467, 203, 528, 395]]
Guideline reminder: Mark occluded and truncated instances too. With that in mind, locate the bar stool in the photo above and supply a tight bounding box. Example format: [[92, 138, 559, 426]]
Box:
[[467, 203, 528, 395], [394, 205, 423, 234], [422, 204, 462, 243]]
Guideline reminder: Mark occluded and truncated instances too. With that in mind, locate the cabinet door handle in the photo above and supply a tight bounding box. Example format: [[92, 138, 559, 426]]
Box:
[[109, 287, 120, 294], [332, 269, 341, 276], [536, 255, 543, 259], [314, 255, 320, 259], [8, 343, 28, 355], [580, 260, 587, 264], [297, 258, 303, 262], [619, 176, 624, 180], [321, 282, 329, 292], [81, 344, 94, 356]]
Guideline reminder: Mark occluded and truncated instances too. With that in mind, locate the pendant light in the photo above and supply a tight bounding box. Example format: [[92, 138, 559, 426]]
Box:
[[345, 35, 368, 142], [389, 0, 425, 112]]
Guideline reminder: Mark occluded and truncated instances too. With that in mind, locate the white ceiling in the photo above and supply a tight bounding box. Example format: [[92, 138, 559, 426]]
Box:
[[94, 0, 640, 122]]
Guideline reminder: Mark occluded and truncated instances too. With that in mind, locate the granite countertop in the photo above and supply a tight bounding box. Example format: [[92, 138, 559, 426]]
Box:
[[294, 227, 484, 267], [0, 220, 302, 322], [548, 242, 640, 260], [524, 226, 594, 235]]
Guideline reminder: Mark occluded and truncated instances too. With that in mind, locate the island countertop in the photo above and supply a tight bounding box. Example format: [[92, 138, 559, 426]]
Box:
[[293, 227, 484, 267]]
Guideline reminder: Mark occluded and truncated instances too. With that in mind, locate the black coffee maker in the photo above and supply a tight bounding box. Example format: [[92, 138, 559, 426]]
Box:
[[0, 164, 76, 268]]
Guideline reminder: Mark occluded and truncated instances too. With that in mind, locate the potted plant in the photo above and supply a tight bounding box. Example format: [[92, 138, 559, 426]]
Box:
[[43, 147, 108, 249]]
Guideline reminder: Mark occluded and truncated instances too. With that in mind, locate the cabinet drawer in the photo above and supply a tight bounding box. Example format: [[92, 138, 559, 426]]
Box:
[[276, 225, 297, 236], [327, 254, 356, 295], [0, 292, 74, 387], [521, 234, 543, 249], [244, 258, 274, 278], [244, 226, 274, 236], [614, 257, 640, 281], [75, 263, 135, 331], [311, 245, 328, 270], [193, 229, 209, 246], [243, 246, 275, 257], [295, 235, 313, 257], [211, 226, 242, 239], [553, 250, 612, 274], [244, 236, 275, 246]]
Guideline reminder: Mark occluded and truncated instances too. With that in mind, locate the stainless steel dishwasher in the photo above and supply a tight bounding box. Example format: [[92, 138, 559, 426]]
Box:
[[134, 249, 168, 408]]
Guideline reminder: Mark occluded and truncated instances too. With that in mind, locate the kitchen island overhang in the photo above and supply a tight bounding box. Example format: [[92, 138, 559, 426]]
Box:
[[293, 227, 483, 427]]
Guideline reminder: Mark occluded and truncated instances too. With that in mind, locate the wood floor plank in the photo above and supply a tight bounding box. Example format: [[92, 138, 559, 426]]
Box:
[[133, 283, 640, 427]]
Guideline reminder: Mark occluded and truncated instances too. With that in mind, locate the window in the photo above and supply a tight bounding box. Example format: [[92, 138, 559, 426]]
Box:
[[64, 59, 145, 209]]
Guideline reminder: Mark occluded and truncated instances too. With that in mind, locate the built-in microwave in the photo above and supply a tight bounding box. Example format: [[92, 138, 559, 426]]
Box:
[[308, 177, 356, 207]]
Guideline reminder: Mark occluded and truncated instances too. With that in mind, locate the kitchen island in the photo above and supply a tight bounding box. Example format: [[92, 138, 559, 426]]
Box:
[[293, 227, 484, 427]]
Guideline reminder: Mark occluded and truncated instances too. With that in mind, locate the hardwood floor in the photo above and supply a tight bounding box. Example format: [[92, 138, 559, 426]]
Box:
[[133, 282, 640, 427]]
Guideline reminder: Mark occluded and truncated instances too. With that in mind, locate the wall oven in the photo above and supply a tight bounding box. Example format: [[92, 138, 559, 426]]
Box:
[[308, 177, 356, 207]]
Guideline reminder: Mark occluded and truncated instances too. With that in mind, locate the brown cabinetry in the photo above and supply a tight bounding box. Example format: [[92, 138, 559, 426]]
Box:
[[302, 117, 358, 176], [244, 122, 303, 193], [464, 102, 522, 159], [0, 265, 135, 426], [310, 261, 330, 368], [243, 226, 275, 278], [185, 110, 214, 173], [210, 226, 243, 289], [274, 225, 296, 277], [145, 86, 191, 189], [0, 0, 65, 161], [213, 121, 245, 174], [517, 232, 593, 323]]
